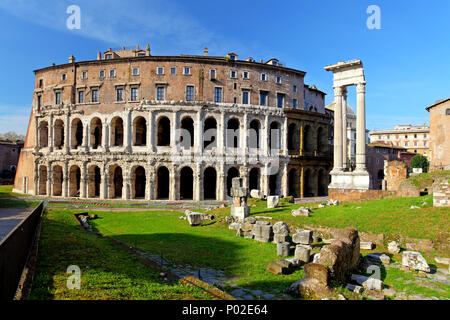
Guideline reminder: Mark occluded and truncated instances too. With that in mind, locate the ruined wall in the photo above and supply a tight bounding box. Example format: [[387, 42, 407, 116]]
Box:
[[328, 188, 396, 203], [384, 160, 407, 191], [433, 178, 450, 207]]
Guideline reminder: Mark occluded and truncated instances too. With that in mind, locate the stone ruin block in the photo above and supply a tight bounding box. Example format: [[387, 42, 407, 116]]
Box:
[[277, 242, 291, 257], [292, 230, 313, 245], [297, 263, 332, 299], [291, 207, 311, 217], [272, 221, 290, 236], [295, 244, 312, 263], [402, 251, 430, 272], [273, 234, 290, 244], [185, 211, 203, 226], [250, 189, 262, 199], [267, 196, 279, 208], [253, 223, 273, 243]]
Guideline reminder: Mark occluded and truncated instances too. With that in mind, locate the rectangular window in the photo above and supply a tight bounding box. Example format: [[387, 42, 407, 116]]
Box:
[[92, 89, 98, 103], [132, 67, 139, 76], [55, 92, 61, 104], [242, 91, 249, 104], [170, 67, 176, 75], [260, 91, 268, 106], [186, 86, 194, 101], [277, 93, 285, 108], [99, 70, 105, 78], [105, 54, 112, 60], [293, 98, 298, 109], [214, 87, 222, 103], [276, 76, 281, 84], [78, 91, 84, 103], [293, 85, 297, 93], [131, 87, 139, 101], [243, 71, 249, 79], [110, 69, 116, 78], [210, 69, 216, 80], [37, 95, 42, 109], [62, 74, 67, 81], [261, 74, 266, 81], [157, 67, 164, 75], [39, 79, 43, 88], [230, 70, 237, 78], [183, 67, 191, 75], [82, 71, 87, 79], [157, 87, 165, 100], [116, 88, 124, 102]]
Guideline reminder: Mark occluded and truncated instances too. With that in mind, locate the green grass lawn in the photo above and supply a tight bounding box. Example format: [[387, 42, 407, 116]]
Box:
[[30, 209, 213, 300], [0, 185, 39, 208]]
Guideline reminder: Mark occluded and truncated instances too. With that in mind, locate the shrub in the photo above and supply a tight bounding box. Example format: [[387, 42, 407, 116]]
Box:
[[410, 154, 429, 173]]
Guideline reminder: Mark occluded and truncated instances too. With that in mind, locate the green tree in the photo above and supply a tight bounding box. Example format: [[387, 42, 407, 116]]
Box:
[[0, 131, 25, 142], [410, 154, 429, 173]]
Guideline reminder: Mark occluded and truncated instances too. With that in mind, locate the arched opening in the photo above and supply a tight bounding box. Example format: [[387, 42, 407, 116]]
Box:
[[52, 165, 63, 196], [226, 118, 240, 148], [318, 169, 327, 196], [69, 165, 81, 197], [249, 167, 260, 191], [38, 165, 47, 195], [54, 120, 64, 150], [203, 117, 217, 150], [288, 123, 299, 151], [180, 117, 194, 149], [249, 119, 261, 149], [133, 166, 146, 199], [180, 167, 193, 200], [90, 117, 102, 150], [304, 169, 313, 197], [157, 166, 170, 199], [110, 117, 124, 147], [226, 167, 240, 197], [269, 173, 278, 196], [108, 165, 123, 199], [39, 121, 48, 148], [133, 117, 147, 146], [303, 125, 314, 152], [88, 166, 101, 198], [203, 167, 217, 200], [71, 119, 83, 149], [157, 117, 171, 146], [288, 169, 299, 198], [269, 121, 281, 150], [317, 127, 326, 153]]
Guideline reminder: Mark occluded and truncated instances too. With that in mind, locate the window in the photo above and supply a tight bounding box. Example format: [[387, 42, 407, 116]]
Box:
[[170, 67, 176, 75], [414, 141, 417, 146], [230, 70, 237, 78], [62, 74, 67, 81], [233, 83, 237, 90], [261, 73, 267, 81], [277, 93, 285, 108], [276, 76, 281, 84], [405, 142, 408, 146], [78, 90, 84, 103], [378, 135, 381, 139], [233, 97, 237, 104], [210, 69, 216, 80], [37, 95, 42, 110], [109, 69, 116, 78], [157, 67, 164, 75], [183, 67, 191, 75], [55, 92, 61, 104], [414, 134, 417, 138], [424, 134, 427, 138], [260, 91, 268, 106], [116, 88, 124, 102], [293, 99, 298, 109], [293, 85, 297, 93], [243, 71, 249, 79], [157, 87, 165, 101], [132, 67, 139, 76], [99, 70, 105, 78], [387, 135, 390, 139], [38, 79, 43, 88], [414, 150, 417, 153], [214, 87, 222, 103], [186, 86, 194, 101], [446, 108, 450, 115], [405, 135, 408, 139], [131, 87, 139, 101], [242, 91, 249, 104], [82, 71, 87, 79], [105, 54, 112, 60], [424, 141, 427, 146], [92, 89, 98, 103], [138, 53, 146, 57]]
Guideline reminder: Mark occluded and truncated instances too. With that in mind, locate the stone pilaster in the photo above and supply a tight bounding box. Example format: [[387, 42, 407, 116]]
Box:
[[342, 87, 348, 169], [332, 86, 344, 172], [356, 82, 367, 172]]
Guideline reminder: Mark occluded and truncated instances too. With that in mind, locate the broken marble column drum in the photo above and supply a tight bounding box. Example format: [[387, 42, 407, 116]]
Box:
[[230, 177, 250, 220]]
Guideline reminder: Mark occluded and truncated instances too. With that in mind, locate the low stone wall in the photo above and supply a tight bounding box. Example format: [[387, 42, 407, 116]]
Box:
[[433, 178, 450, 207], [328, 188, 396, 203]]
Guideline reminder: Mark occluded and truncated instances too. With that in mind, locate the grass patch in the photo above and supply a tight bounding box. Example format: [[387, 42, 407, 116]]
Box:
[[30, 210, 213, 300], [0, 185, 39, 208], [407, 170, 450, 189]]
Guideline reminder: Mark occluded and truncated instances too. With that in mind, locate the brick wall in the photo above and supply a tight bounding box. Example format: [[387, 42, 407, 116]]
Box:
[[433, 178, 450, 207]]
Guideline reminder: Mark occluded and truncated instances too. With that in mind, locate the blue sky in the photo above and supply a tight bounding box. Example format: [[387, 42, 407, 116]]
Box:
[[0, 0, 448, 135]]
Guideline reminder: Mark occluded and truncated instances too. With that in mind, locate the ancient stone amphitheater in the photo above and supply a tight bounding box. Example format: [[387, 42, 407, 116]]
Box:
[[13, 45, 332, 201]]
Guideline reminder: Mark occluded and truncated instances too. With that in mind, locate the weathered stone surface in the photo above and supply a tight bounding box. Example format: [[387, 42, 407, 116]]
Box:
[[351, 274, 383, 291], [435, 257, 450, 265], [291, 207, 311, 217], [255, 220, 270, 226], [243, 231, 254, 239], [185, 212, 203, 226], [404, 238, 434, 252], [254, 224, 273, 242], [241, 221, 254, 232], [250, 189, 262, 199], [402, 251, 430, 272], [388, 241, 401, 254], [304, 263, 329, 286], [273, 221, 290, 236], [273, 234, 290, 244], [318, 203, 327, 208], [346, 283, 364, 293], [360, 241, 374, 250], [284, 258, 301, 268], [228, 222, 241, 230], [277, 242, 291, 257], [244, 217, 257, 224], [383, 288, 396, 297], [365, 289, 385, 300], [295, 244, 311, 263], [328, 199, 339, 206], [312, 253, 321, 263], [366, 253, 390, 265], [267, 196, 279, 209], [298, 278, 332, 299], [292, 230, 313, 245], [267, 261, 290, 275]]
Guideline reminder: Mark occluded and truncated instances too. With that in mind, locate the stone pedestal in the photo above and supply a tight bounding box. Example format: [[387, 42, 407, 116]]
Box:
[[230, 177, 249, 220], [329, 169, 370, 190]]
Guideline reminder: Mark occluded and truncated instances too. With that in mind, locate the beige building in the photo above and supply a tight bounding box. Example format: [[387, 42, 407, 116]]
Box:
[[426, 98, 450, 171], [369, 125, 430, 158], [13, 45, 332, 200]]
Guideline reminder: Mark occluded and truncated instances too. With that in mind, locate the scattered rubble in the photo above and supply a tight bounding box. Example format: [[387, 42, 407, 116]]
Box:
[[402, 251, 430, 272]]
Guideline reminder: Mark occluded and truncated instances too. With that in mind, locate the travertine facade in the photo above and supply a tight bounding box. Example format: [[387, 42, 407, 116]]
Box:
[[13, 46, 332, 200], [426, 98, 450, 171]]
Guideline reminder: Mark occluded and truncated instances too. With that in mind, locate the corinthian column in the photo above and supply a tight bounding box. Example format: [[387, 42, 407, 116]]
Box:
[[356, 82, 367, 171], [332, 86, 344, 171], [341, 87, 348, 170]]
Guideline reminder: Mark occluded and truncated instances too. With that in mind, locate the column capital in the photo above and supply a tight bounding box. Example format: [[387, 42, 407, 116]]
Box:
[[356, 82, 366, 93], [333, 86, 344, 97]]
